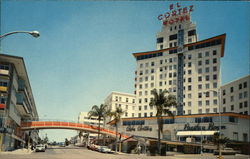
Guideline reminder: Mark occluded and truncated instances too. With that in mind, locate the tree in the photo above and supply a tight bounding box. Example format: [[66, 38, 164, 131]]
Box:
[[212, 132, 230, 156], [149, 89, 177, 155], [107, 106, 125, 153], [88, 104, 108, 144]]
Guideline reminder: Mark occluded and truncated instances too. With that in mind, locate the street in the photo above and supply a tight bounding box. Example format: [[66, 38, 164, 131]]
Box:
[[0, 146, 249, 159]]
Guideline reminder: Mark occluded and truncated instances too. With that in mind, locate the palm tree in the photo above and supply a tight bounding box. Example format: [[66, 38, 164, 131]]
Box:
[[88, 104, 108, 144], [149, 89, 177, 155], [107, 106, 125, 153], [212, 132, 230, 156]]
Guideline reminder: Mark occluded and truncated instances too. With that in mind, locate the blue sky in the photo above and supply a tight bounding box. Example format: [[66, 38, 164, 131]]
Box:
[[1, 1, 249, 142]]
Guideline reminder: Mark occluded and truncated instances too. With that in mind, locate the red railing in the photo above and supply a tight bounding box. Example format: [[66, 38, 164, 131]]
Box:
[[21, 121, 129, 139]]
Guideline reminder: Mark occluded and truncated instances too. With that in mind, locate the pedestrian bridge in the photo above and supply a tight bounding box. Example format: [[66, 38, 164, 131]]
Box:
[[21, 121, 129, 139]]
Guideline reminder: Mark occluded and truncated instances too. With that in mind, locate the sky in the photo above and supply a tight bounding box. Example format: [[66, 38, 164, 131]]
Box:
[[1, 1, 249, 142]]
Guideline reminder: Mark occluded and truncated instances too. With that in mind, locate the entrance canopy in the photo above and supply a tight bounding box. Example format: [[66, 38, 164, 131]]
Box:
[[177, 131, 218, 136]]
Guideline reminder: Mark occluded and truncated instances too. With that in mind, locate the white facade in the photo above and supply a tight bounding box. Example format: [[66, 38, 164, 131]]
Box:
[[221, 75, 250, 115], [104, 91, 136, 118], [133, 12, 225, 117], [78, 112, 103, 127]]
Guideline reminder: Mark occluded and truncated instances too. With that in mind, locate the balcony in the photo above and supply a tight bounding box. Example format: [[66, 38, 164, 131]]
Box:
[[16, 92, 31, 115]]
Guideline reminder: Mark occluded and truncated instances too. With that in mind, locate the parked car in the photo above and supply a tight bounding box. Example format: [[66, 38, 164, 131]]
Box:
[[35, 144, 46, 152], [98, 146, 113, 153], [214, 148, 239, 155]]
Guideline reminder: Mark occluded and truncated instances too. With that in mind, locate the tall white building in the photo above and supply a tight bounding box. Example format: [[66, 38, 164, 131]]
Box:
[[104, 92, 136, 118], [78, 112, 103, 127], [133, 5, 225, 117], [221, 75, 250, 115]]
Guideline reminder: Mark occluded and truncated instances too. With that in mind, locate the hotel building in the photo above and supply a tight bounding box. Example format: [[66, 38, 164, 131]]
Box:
[[0, 54, 39, 151], [104, 92, 136, 118], [133, 10, 225, 117], [221, 75, 250, 115]]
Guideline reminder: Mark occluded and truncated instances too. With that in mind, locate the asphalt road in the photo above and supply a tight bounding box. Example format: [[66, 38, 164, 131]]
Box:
[[0, 146, 249, 159]]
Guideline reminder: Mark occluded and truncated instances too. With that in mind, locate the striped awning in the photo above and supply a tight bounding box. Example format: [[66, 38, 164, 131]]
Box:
[[177, 131, 218, 136]]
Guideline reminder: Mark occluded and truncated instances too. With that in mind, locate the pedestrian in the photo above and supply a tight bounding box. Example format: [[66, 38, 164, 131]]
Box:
[[137, 145, 141, 155]]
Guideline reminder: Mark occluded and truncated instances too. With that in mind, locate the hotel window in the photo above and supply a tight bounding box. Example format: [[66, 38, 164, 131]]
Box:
[[188, 94, 192, 99], [223, 98, 226, 104], [213, 50, 217, 55], [244, 101, 248, 107], [243, 91, 248, 98], [188, 78, 192, 83], [213, 91, 218, 97], [213, 66, 217, 72], [239, 83, 242, 90], [205, 51, 209, 57], [231, 105, 234, 111], [243, 134, 248, 142], [169, 65, 172, 70], [169, 73, 172, 78], [132, 113, 134, 117], [139, 84, 142, 89], [144, 105, 147, 110], [206, 109, 210, 113], [188, 110, 191, 114], [222, 89, 226, 95], [205, 92, 210, 97], [188, 85, 192, 91], [198, 76, 202, 82], [223, 107, 226, 112], [140, 64, 143, 68], [144, 113, 147, 117], [198, 101, 202, 106], [169, 43, 173, 48], [188, 62, 192, 67], [160, 45, 163, 49], [173, 80, 177, 85], [205, 83, 210, 89], [145, 76, 148, 81], [145, 91, 148, 95], [198, 92, 202, 98], [244, 111, 248, 115], [198, 61, 202, 66], [144, 98, 148, 103], [213, 99, 217, 105], [198, 68, 202, 74], [145, 63, 149, 67], [213, 58, 217, 64], [205, 75, 210, 81], [188, 54, 192, 60], [169, 80, 172, 85], [198, 53, 202, 58], [174, 42, 177, 47], [230, 87, 234, 93], [198, 109, 202, 114], [243, 82, 247, 88], [157, 37, 164, 43], [133, 106, 135, 110], [233, 132, 238, 141], [125, 112, 128, 117], [239, 93, 243, 99], [150, 112, 153, 117], [206, 100, 210, 106], [213, 108, 218, 113], [145, 70, 148, 74], [133, 99, 135, 103], [198, 84, 202, 90], [115, 96, 118, 101], [139, 106, 142, 111], [230, 96, 234, 102], [205, 59, 210, 65], [205, 67, 209, 73], [160, 60, 163, 64], [188, 70, 192, 74], [173, 72, 177, 77], [139, 99, 142, 104], [188, 38, 192, 43], [169, 34, 177, 41], [151, 69, 154, 73], [150, 105, 153, 109], [213, 74, 217, 80], [173, 65, 177, 69], [150, 83, 154, 87], [151, 76, 154, 80], [239, 102, 243, 109], [169, 58, 173, 63], [160, 67, 163, 72], [139, 91, 142, 96], [139, 77, 143, 82], [188, 102, 191, 107], [138, 113, 141, 117], [151, 62, 155, 66], [213, 82, 217, 88]]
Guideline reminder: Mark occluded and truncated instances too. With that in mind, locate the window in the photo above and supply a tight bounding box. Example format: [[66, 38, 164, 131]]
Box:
[[188, 29, 196, 36], [230, 96, 234, 102], [188, 85, 192, 91], [139, 106, 142, 111], [213, 82, 217, 88], [206, 100, 210, 106], [233, 132, 238, 141], [213, 58, 217, 64], [151, 76, 154, 80], [213, 74, 217, 80], [231, 105, 234, 111], [244, 101, 248, 107], [188, 70, 192, 74], [223, 98, 226, 104], [205, 59, 210, 65], [198, 68, 202, 74], [243, 82, 247, 88], [213, 108, 217, 113], [169, 34, 177, 40], [198, 101, 202, 106], [205, 75, 210, 81], [169, 43, 173, 48], [230, 87, 234, 93], [198, 109, 202, 114], [188, 62, 192, 67], [188, 78, 192, 83], [150, 112, 153, 117], [151, 62, 155, 66], [239, 84, 242, 90], [198, 84, 202, 89], [223, 89, 226, 95], [188, 110, 191, 114], [239, 93, 243, 99], [205, 67, 210, 73], [198, 61, 202, 66], [188, 54, 192, 60], [213, 99, 217, 105], [151, 69, 154, 73], [198, 92, 202, 98], [206, 109, 210, 113], [205, 92, 210, 97], [205, 83, 210, 89], [157, 37, 164, 43], [198, 53, 202, 58], [239, 102, 243, 109], [138, 113, 141, 117], [144, 113, 147, 117], [205, 51, 209, 56], [198, 76, 202, 82], [188, 94, 192, 99], [213, 50, 217, 55], [244, 91, 248, 98], [213, 66, 217, 72]]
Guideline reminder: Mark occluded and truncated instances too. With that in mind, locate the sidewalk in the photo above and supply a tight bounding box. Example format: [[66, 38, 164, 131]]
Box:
[[0, 148, 34, 154]]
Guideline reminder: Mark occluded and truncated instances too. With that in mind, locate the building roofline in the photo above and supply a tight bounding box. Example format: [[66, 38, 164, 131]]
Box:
[[221, 74, 250, 87], [132, 33, 226, 58]]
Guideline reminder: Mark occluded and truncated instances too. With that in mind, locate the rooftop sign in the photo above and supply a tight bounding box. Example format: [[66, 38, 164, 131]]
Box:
[[158, 3, 194, 26]]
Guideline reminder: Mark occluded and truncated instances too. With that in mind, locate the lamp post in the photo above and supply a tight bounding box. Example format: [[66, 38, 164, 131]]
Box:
[[0, 31, 40, 39]]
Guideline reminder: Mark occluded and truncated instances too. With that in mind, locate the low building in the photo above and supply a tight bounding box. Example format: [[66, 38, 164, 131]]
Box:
[[104, 91, 136, 119], [221, 75, 250, 115], [0, 54, 39, 151]]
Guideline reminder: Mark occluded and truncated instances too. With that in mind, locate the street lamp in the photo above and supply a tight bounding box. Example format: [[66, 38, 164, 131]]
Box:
[[0, 31, 40, 39]]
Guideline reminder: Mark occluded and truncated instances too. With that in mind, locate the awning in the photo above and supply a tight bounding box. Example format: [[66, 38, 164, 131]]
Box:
[[177, 131, 218, 136]]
